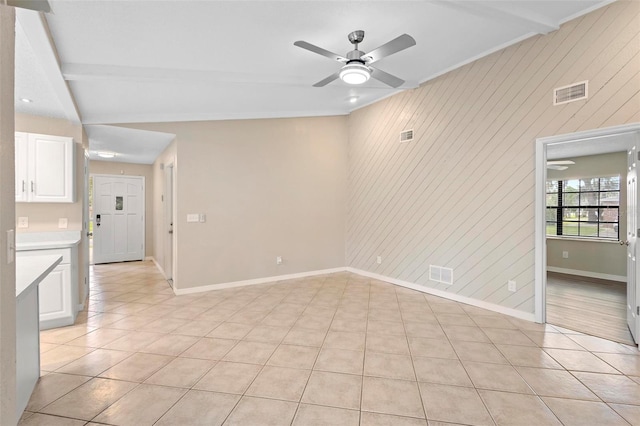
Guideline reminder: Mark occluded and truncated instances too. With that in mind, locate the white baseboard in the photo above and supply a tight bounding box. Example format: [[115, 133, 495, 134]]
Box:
[[173, 267, 347, 295], [547, 266, 626, 283], [172, 264, 536, 323], [346, 267, 536, 322], [148, 256, 168, 278]]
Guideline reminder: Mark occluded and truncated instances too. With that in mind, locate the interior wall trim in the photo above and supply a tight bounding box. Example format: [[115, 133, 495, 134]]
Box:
[[172, 267, 347, 295], [547, 266, 626, 283], [346, 267, 536, 322], [147, 256, 167, 279], [165, 260, 537, 322]]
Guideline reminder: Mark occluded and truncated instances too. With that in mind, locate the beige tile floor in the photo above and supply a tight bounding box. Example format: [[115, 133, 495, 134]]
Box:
[[20, 261, 640, 426]]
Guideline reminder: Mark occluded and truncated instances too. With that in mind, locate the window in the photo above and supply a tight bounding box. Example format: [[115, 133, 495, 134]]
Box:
[[546, 176, 620, 239]]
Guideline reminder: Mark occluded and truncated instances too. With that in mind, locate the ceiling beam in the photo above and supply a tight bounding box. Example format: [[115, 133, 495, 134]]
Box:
[[61, 63, 409, 89], [435, 1, 559, 35], [6, 0, 50, 13], [61, 63, 303, 85], [16, 9, 81, 124]]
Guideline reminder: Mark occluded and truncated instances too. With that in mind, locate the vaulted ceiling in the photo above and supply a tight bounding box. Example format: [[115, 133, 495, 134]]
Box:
[[14, 0, 613, 163]]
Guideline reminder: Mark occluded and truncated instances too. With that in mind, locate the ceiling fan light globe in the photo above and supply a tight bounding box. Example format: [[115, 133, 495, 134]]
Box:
[[339, 63, 370, 85], [97, 151, 116, 159]]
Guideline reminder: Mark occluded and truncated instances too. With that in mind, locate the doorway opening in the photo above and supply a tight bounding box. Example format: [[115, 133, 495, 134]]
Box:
[[535, 124, 640, 347]]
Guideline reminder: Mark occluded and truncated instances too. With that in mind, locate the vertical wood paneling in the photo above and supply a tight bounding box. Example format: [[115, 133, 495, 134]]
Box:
[[347, 0, 640, 314]]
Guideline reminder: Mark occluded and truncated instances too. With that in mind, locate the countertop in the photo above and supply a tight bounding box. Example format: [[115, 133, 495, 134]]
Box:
[[16, 231, 81, 250], [16, 255, 63, 298]]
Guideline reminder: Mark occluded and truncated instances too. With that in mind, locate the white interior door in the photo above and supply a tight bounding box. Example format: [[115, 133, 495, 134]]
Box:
[[164, 164, 174, 284], [93, 175, 145, 264], [627, 146, 638, 343]]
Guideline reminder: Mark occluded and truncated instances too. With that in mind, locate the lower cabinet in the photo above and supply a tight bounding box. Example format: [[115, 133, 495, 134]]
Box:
[[17, 246, 78, 330], [38, 264, 72, 327]]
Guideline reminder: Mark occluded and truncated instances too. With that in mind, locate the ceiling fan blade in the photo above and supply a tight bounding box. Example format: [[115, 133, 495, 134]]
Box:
[[294, 41, 348, 63], [370, 67, 405, 88], [313, 71, 341, 87], [547, 165, 569, 170], [547, 160, 575, 165], [7, 0, 51, 12], [362, 34, 416, 64]]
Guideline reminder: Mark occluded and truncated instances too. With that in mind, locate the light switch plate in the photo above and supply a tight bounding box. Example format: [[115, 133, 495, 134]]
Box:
[[186, 214, 199, 223], [7, 229, 14, 264]]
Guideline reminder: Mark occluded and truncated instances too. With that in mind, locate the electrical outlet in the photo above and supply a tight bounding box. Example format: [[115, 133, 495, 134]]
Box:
[[17, 217, 28, 228], [562, 251, 569, 259], [58, 218, 68, 229], [199, 214, 206, 223], [376, 256, 382, 264], [508, 280, 517, 292], [276, 256, 282, 265]]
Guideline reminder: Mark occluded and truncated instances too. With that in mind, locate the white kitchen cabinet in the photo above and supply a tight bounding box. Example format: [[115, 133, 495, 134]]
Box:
[[15, 132, 75, 203], [15, 132, 29, 202], [17, 245, 79, 330]]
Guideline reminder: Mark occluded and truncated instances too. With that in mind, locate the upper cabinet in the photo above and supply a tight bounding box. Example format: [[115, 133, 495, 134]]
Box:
[[15, 132, 75, 203]]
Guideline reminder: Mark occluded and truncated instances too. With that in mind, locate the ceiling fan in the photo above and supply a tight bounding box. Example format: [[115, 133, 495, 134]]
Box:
[[294, 30, 416, 88], [547, 160, 575, 171]]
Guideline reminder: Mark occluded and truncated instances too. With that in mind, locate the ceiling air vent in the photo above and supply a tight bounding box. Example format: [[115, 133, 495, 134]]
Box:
[[400, 129, 414, 143], [554, 81, 588, 105]]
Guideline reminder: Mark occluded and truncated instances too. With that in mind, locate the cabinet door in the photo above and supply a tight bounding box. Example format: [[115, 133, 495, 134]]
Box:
[[15, 132, 29, 202], [28, 133, 75, 203], [38, 263, 72, 328]]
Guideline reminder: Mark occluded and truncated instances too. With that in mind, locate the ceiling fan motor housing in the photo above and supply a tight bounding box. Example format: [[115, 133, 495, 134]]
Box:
[[348, 30, 365, 45], [346, 50, 366, 62]]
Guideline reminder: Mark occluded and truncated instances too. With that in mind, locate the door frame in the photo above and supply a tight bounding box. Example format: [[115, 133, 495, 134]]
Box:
[[90, 173, 146, 264], [535, 123, 640, 340], [163, 162, 175, 287], [81, 150, 90, 307]]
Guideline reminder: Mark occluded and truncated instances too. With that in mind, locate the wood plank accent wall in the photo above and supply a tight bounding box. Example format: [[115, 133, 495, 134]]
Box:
[[346, 0, 640, 314]]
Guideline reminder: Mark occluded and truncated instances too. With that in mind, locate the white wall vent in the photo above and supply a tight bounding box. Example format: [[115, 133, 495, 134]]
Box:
[[429, 265, 453, 285], [400, 129, 414, 143], [554, 81, 588, 105]]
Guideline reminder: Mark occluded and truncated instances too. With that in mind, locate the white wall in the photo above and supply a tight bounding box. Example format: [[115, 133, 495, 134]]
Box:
[[346, 0, 640, 315], [127, 116, 348, 290], [0, 5, 17, 424], [547, 152, 627, 279]]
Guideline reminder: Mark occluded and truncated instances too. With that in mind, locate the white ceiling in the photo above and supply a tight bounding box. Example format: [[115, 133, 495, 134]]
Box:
[[14, 18, 65, 119], [14, 0, 613, 163], [547, 131, 634, 160], [85, 125, 175, 164]]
